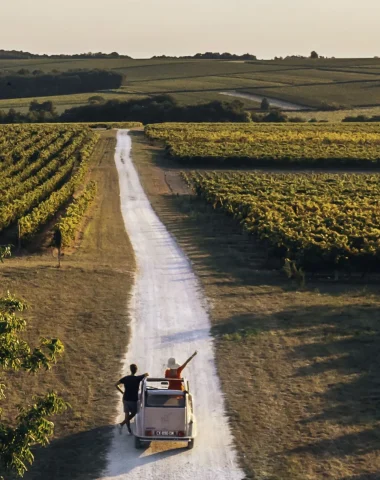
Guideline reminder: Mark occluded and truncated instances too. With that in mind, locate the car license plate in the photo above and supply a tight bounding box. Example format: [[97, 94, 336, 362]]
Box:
[[156, 430, 176, 436]]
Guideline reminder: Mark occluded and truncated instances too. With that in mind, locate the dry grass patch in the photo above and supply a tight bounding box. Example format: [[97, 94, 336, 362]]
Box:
[[130, 130, 380, 480], [0, 131, 135, 480]]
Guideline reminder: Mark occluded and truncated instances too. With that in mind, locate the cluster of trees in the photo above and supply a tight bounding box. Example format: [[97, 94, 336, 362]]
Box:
[[343, 114, 380, 122], [0, 96, 251, 124], [151, 52, 257, 60], [252, 109, 302, 123], [253, 101, 328, 122], [0, 49, 129, 59], [0, 100, 58, 123], [0, 69, 124, 100], [273, 51, 329, 61], [60, 96, 251, 123], [258, 98, 312, 122], [0, 96, 334, 125], [1, 49, 258, 61], [254, 110, 330, 123]]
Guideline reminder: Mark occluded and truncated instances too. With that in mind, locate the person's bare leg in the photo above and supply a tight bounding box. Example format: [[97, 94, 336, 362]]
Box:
[[119, 405, 129, 433], [120, 413, 128, 427], [129, 411, 137, 422], [126, 413, 132, 433]]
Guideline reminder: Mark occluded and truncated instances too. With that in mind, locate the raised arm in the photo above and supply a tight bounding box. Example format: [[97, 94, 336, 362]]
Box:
[[180, 351, 197, 371]]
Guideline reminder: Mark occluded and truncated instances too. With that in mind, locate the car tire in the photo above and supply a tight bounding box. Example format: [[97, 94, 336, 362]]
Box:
[[187, 439, 195, 449], [134, 436, 143, 449]]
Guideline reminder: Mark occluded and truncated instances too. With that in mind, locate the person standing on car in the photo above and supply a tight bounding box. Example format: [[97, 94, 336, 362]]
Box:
[[165, 351, 197, 390], [115, 364, 148, 434]]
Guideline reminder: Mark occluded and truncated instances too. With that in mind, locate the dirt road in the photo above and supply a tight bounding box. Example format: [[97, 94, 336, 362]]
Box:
[[220, 90, 310, 110], [101, 130, 243, 480]]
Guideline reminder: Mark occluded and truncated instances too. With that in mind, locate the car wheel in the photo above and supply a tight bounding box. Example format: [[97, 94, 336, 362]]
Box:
[[187, 439, 195, 449], [134, 436, 143, 449]]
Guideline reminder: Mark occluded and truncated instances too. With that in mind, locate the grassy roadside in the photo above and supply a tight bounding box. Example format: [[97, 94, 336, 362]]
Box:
[[0, 131, 135, 480], [129, 130, 380, 480]]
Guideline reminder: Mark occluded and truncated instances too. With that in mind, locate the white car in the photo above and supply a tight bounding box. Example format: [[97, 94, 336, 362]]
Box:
[[133, 377, 196, 449]]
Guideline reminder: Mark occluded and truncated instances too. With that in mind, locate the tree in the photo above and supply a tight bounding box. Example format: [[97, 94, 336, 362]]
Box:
[[29, 100, 56, 115], [5, 109, 23, 124], [261, 98, 270, 111], [28, 101, 58, 123], [310, 51, 319, 59], [0, 284, 67, 477]]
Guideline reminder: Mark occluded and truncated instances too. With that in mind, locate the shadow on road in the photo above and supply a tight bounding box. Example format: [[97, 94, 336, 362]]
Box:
[[106, 432, 187, 477], [20, 425, 188, 480], [22, 426, 113, 480]]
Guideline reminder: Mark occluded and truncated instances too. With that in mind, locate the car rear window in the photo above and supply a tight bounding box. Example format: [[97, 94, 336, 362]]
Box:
[[146, 394, 185, 408]]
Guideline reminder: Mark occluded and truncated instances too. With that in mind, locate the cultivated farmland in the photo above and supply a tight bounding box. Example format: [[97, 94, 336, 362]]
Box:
[[184, 171, 380, 272], [2, 57, 380, 113], [0, 123, 142, 247], [0, 124, 99, 243], [145, 122, 380, 167]]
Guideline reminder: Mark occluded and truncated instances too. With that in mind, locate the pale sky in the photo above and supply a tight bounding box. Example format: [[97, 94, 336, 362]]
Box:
[[1, 0, 379, 59]]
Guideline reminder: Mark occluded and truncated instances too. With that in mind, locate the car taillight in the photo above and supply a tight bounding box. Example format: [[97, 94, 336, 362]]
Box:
[[178, 431, 185, 437], [145, 429, 154, 436]]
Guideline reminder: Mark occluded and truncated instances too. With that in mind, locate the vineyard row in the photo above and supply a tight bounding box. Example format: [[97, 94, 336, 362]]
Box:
[[183, 171, 380, 272], [146, 123, 380, 167]]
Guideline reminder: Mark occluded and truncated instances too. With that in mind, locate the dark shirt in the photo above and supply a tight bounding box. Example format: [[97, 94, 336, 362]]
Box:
[[119, 374, 145, 402]]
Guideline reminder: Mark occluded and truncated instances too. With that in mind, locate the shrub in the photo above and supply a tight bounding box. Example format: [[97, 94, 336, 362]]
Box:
[[262, 109, 288, 122]]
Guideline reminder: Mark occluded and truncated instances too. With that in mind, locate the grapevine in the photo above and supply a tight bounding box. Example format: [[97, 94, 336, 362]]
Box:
[[146, 123, 380, 167], [55, 181, 97, 246], [0, 125, 99, 238], [184, 171, 380, 272]]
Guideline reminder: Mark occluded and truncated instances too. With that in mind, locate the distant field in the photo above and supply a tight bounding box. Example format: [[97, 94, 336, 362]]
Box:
[[0, 91, 147, 114], [0, 89, 258, 115], [243, 80, 380, 109], [1, 57, 380, 114], [145, 122, 380, 167]]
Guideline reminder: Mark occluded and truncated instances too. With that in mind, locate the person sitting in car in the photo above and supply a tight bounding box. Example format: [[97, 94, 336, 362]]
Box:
[[165, 351, 197, 390]]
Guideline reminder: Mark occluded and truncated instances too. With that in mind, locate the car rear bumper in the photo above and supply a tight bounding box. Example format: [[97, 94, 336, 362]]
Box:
[[136, 436, 194, 442]]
